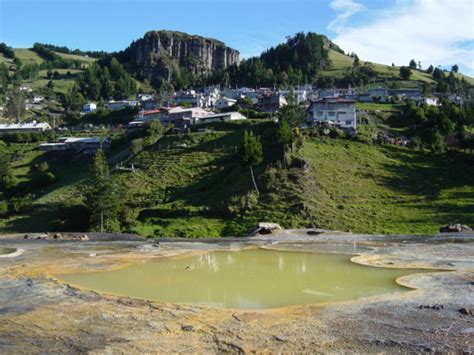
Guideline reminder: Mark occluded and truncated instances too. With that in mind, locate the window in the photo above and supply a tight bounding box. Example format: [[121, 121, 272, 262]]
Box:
[[328, 112, 335, 117], [316, 111, 324, 116], [346, 120, 352, 125]]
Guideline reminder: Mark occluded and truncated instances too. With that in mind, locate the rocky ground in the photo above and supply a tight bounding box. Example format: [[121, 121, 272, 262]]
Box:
[[0, 230, 473, 353]]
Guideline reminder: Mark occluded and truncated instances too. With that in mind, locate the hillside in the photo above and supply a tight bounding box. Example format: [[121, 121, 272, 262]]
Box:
[[0, 48, 96, 100], [1, 121, 472, 236], [324, 49, 474, 86]]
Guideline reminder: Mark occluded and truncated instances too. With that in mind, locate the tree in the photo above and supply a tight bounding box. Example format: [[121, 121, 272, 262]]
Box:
[[276, 119, 293, 161], [399, 66, 412, 80], [433, 67, 444, 80], [352, 54, 360, 67], [409, 59, 417, 69], [451, 64, 459, 73], [240, 131, 263, 195], [422, 82, 431, 97], [0, 63, 9, 94], [6, 85, 26, 122], [83, 149, 121, 232], [0, 151, 15, 190], [426, 65, 434, 74], [277, 93, 306, 128]]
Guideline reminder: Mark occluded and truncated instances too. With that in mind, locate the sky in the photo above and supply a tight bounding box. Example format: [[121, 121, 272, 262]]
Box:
[[1, 0, 473, 75]]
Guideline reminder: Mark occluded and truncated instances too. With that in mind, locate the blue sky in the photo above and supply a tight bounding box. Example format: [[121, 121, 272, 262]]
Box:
[[1, 0, 473, 75]]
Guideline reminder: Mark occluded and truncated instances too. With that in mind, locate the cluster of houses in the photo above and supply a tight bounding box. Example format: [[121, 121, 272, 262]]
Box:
[[77, 84, 462, 132], [128, 107, 247, 129], [1, 83, 470, 152]]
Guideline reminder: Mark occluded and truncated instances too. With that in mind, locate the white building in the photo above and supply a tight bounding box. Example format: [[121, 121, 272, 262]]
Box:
[[137, 93, 155, 102], [39, 137, 110, 154], [307, 97, 357, 129], [83, 103, 97, 113], [0, 121, 52, 133], [418, 97, 440, 107], [105, 100, 138, 111], [197, 112, 247, 124], [215, 97, 237, 110], [164, 107, 213, 127], [32, 96, 45, 104]]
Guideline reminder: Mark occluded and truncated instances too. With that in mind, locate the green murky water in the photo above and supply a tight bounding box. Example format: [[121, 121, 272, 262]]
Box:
[[0, 247, 16, 255], [57, 249, 428, 309]]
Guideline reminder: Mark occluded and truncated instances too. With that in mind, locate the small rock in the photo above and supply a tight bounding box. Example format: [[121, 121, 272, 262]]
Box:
[[458, 308, 474, 316], [53, 233, 62, 240], [80, 234, 89, 241], [181, 325, 194, 332], [418, 304, 444, 310]]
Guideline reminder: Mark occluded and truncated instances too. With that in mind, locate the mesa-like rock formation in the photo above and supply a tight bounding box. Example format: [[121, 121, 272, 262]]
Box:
[[117, 30, 239, 82]]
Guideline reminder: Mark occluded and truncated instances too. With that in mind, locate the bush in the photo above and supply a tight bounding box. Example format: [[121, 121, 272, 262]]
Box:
[[31, 171, 56, 188], [410, 136, 422, 150], [119, 205, 140, 226], [0, 200, 8, 216], [261, 167, 278, 192], [227, 191, 259, 217], [9, 195, 32, 214], [329, 128, 346, 139]]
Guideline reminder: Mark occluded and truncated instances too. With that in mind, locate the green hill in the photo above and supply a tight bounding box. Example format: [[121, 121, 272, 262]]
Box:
[[1, 121, 472, 236], [324, 49, 474, 86]]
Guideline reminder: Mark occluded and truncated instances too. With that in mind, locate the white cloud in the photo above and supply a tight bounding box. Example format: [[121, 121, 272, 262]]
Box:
[[327, 0, 366, 34], [330, 0, 474, 76]]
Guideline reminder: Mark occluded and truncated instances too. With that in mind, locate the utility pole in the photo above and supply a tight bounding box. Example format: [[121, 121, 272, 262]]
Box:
[[100, 211, 104, 234]]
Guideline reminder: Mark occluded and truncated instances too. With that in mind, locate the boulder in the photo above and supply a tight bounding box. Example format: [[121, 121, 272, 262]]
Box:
[[80, 234, 89, 241], [248, 223, 283, 236], [53, 233, 63, 240], [439, 224, 472, 233]]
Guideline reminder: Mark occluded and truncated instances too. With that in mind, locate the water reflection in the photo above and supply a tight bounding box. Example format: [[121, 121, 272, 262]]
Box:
[[58, 249, 429, 309]]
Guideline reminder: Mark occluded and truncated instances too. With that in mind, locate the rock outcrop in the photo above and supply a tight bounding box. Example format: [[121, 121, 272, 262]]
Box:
[[118, 30, 239, 82], [439, 224, 472, 233]]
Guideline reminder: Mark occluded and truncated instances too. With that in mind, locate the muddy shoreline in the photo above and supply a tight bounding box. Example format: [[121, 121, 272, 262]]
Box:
[[1, 230, 473, 353]]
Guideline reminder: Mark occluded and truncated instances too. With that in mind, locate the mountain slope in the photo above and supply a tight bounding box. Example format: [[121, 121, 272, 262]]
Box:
[[1, 121, 473, 236], [324, 49, 474, 86]]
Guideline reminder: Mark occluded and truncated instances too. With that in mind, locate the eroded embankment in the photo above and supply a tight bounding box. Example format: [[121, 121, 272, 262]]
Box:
[[0, 231, 473, 353]]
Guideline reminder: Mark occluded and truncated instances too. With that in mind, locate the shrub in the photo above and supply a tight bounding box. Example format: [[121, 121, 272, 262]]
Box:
[[329, 128, 346, 139], [31, 171, 56, 188], [9, 195, 32, 214], [0, 200, 8, 216], [119, 205, 140, 226], [227, 191, 259, 217], [410, 136, 422, 150], [261, 167, 278, 191]]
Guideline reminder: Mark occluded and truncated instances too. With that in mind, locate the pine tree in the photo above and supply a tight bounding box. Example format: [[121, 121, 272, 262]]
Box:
[[240, 131, 263, 195], [6, 85, 26, 122], [84, 149, 121, 232], [276, 119, 293, 161]]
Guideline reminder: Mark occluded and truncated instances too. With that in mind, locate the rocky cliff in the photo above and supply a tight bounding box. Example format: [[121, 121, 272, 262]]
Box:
[[118, 30, 240, 82]]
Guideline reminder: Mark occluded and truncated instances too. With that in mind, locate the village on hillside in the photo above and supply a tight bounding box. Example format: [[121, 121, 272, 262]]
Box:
[[1, 83, 472, 155]]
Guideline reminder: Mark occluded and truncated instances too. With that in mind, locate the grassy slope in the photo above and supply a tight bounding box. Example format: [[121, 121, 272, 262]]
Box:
[[324, 49, 474, 85], [52, 51, 96, 64], [1, 121, 473, 236], [13, 48, 44, 64], [299, 139, 474, 234], [0, 49, 94, 96]]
